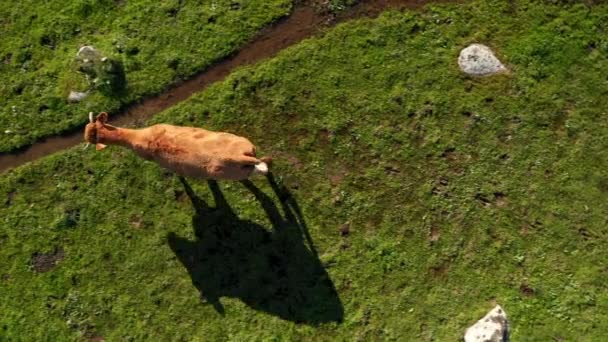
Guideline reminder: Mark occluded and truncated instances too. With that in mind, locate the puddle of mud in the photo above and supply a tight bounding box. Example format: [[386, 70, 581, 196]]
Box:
[[31, 248, 65, 273], [0, 0, 457, 174]]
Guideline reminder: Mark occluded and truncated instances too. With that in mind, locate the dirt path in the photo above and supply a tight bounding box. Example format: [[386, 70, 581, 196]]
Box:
[[0, 0, 456, 174]]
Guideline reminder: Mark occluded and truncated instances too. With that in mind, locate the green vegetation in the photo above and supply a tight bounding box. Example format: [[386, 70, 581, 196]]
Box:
[[316, 0, 359, 13], [0, 0, 291, 152], [2, 0, 608, 339]]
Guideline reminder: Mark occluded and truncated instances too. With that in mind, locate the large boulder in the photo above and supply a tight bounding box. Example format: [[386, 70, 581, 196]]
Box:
[[458, 44, 507, 76], [464, 305, 509, 342]]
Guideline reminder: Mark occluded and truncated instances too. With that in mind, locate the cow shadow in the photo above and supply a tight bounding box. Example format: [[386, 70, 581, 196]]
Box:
[[167, 174, 343, 325]]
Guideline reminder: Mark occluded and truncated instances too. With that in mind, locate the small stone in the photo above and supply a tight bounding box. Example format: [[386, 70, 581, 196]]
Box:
[[67, 91, 88, 103], [458, 44, 507, 76], [464, 305, 509, 342]]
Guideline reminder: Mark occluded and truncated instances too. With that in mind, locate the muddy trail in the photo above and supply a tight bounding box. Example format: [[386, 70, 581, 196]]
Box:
[[0, 0, 456, 174]]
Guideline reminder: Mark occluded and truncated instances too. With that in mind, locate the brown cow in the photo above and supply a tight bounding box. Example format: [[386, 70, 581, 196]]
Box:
[[84, 112, 270, 180]]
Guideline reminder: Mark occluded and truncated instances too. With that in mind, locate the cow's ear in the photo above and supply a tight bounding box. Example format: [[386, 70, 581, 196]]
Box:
[[96, 112, 109, 124]]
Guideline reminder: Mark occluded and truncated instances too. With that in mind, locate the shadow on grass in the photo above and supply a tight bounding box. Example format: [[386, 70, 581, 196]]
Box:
[[168, 174, 343, 325]]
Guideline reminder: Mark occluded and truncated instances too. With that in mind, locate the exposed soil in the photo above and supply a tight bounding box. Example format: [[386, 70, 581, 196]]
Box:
[[339, 222, 350, 236], [441, 147, 458, 161], [31, 248, 64, 273], [329, 171, 346, 185], [0, 0, 457, 174], [286, 155, 304, 169], [432, 177, 450, 197], [318, 129, 332, 145], [272, 151, 304, 169], [5, 190, 15, 207], [430, 262, 449, 278], [174, 188, 188, 203], [494, 191, 507, 208], [519, 283, 535, 297], [429, 226, 440, 242], [384, 165, 401, 175], [129, 214, 144, 229], [520, 218, 543, 236], [475, 192, 507, 208]]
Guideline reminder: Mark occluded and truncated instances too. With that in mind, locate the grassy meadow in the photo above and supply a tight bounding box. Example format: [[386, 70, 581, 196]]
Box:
[[0, 0, 292, 152], [2, 0, 608, 340]]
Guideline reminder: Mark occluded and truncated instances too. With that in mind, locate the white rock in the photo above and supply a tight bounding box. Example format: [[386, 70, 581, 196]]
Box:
[[464, 305, 509, 342], [67, 91, 88, 103], [458, 44, 507, 76], [76, 45, 101, 61]]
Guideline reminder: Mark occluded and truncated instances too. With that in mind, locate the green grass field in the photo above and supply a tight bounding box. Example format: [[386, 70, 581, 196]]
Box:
[[2, 0, 608, 340], [0, 0, 292, 152]]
